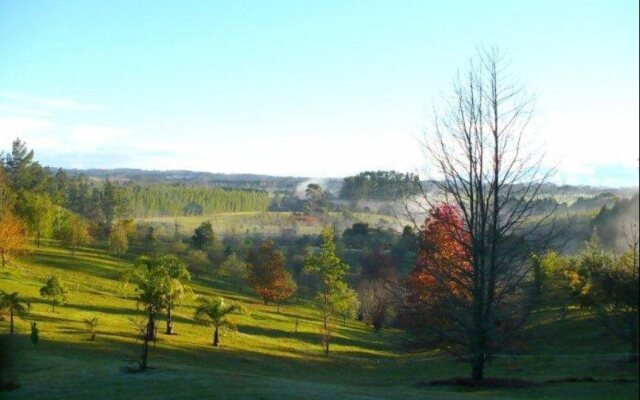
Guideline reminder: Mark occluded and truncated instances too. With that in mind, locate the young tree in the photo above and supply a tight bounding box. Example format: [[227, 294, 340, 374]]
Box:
[[0, 211, 28, 268], [220, 252, 248, 292], [184, 249, 210, 279], [109, 222, 129, 258], [578, 230, 639, 360], [17, 192, 55, 247], [99, 179, 127, 236], [121, 256, 170, 370], [160, 255, 191, 335], [407, 49, 556, 382], [194, 296, 242, 347], [246, 241, 296, 308], [271, 272, 297, 313], [30, 321, 39, 345], [56, 212, 92, 258], [39, 275, 69, 312], [84, 316, 99, 341], [358, 249, 401, 330], [0, 291, 30, 334], [332, 286, 360, 327], [304, 226, 353, 356]]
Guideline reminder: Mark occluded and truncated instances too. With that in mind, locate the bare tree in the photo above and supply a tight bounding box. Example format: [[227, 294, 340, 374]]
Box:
[[405, 48, 557, 383]]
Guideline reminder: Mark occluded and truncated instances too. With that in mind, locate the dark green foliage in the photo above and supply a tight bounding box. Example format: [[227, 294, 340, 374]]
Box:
[[0, 291, 30, 335], [98, 179, 128, 235], [30, 321, 39, 345], [192, 221, 215, 250], [342, 223, 397, 251], [2, 139, 46, 193], [39, 276, 69, 312], [340, 170, 420, 200], [389, 226, 418, 275]]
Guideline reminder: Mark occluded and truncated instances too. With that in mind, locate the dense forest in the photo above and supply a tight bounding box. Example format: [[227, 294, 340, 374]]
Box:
[[122, 185, 269, 217], [340, 171, 421, 200]]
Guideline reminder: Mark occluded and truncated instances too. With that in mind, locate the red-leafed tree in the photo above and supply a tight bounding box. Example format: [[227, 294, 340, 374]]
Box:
[[246, 240, 296, 310], [403, 203, 472, 341]]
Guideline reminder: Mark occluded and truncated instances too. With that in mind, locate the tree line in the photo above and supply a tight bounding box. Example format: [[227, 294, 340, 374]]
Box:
[[121, 184, 269, 217], [339, 170, 421, 200]]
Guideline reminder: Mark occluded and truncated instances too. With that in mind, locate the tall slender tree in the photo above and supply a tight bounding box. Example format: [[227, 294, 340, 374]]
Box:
[[406, 49, 556, 382], [304, 227, 354, 356]]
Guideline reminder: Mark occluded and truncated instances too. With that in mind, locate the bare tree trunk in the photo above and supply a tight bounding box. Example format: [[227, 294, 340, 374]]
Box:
[[141, 310, 155, 370], [322, 310, 330, 356], [166, 307, 174, 335], [472, 357, 484, 383], [9, 309, 14, 335], [213, 326, 220, 347]]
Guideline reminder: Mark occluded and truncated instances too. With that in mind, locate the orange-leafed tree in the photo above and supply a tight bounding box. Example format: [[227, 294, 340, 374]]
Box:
[[403, 203, 472, 346], [246, 240, 296, 310], [0, 211, 29, 268]]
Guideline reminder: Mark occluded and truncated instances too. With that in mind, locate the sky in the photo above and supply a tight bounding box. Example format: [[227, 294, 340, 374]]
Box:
[[0, 0, 638, 186]]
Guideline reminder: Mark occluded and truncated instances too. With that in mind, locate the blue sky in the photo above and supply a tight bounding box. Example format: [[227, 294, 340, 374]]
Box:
[[0, 0, 638, 186]]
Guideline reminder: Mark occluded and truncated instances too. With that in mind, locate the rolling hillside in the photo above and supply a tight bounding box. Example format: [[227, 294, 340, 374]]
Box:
[[0, 243, 637, 399]]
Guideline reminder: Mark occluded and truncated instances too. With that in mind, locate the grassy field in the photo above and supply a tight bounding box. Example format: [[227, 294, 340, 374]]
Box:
[[139, 211, 404, 237], [0, 244, 638, 399]]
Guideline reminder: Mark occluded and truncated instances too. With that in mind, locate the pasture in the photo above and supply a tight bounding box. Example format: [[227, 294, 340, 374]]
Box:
[[0, 244, 637, 399]]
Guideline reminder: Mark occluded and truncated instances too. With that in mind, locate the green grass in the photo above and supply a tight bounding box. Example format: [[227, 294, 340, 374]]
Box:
[[140, 211, 403, 237], [1, 244, 637, 399]]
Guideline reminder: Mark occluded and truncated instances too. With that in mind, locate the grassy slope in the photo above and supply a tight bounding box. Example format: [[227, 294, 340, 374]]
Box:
[[0, 245, 637, 400]]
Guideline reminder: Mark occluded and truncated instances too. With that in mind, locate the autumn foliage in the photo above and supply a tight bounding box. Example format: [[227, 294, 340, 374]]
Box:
[[403, 203, 471, 337], [0, 211, 28, 268], [246, 240, 296, 308]]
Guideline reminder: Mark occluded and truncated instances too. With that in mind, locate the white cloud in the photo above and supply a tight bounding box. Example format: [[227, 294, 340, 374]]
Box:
[[0, 116, 54, 138]]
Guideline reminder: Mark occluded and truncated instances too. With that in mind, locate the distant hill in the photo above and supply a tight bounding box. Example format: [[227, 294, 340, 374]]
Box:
[[62, 168, 315, 192], [62, 168, 637, 201]]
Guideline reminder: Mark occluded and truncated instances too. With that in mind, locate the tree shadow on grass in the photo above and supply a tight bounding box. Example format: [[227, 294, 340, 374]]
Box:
[[29, 252, 120, 280], [236, 324, 379, 350]]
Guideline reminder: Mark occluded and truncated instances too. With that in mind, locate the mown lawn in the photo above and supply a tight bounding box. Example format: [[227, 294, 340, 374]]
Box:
[[0, 245, 637, 399]]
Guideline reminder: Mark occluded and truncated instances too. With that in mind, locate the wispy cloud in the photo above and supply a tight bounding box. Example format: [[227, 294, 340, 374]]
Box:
[[0, 92, 106, 112]]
